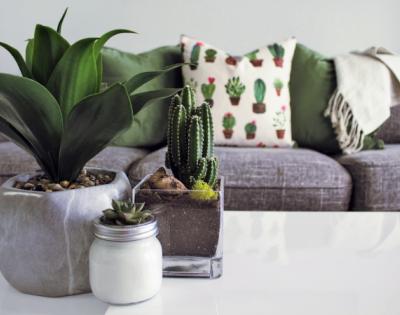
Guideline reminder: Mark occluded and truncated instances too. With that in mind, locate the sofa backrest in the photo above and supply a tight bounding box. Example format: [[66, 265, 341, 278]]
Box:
[[377, 105, 400, 144]]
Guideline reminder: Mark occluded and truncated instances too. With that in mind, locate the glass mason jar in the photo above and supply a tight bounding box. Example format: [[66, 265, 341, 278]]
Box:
[[89, 217, 162, 305]]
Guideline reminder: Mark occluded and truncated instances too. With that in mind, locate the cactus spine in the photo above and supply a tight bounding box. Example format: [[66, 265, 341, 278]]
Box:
[[166, 86, 218, 189]]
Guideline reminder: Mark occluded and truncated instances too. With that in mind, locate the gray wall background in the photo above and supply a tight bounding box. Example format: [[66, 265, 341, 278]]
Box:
[[0, 0, 399, 75]]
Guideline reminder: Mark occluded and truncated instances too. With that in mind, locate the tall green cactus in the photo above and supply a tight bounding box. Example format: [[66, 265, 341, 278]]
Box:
[[166, 85, 218, 189], [254, 79, 266, 103], [190, 42, 202, 70]]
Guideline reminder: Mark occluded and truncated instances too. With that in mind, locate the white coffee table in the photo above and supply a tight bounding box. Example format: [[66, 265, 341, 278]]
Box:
[[1, 211, 400, 315]]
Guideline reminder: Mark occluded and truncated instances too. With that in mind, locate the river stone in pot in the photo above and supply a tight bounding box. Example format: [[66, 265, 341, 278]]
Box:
[[0, 169, 131, 297]]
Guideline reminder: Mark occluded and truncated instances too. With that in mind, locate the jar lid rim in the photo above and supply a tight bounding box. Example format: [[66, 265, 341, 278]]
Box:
[[93, 216, 158, 242]]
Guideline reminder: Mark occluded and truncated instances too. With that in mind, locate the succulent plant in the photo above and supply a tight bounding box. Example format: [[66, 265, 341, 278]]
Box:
[[254, 79, 266, 104], [166, 86, 218, 189], [201, 77, 216, 101], [101, 200, 152, 225], [223, 113, 236, 130], [245, 121, 257, 134], [225, 77, 246, 98], [273, 105, 288, 129], [190, 42, 203, 70], [0, 9, 181, 182], [204, 49, 217, 62]]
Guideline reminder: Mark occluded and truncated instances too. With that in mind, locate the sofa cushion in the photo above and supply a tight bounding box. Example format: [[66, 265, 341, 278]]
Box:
[[129, 146, 352, 211], [377, 105, 400, 144], [337, 144, 400, 211], [0, 142, 148, 185]]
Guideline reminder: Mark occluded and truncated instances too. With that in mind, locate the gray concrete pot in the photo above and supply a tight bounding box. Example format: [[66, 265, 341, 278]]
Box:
[[0, 169, 131, 297]]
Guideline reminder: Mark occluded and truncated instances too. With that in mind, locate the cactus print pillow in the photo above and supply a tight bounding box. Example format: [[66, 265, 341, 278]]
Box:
[[181, 35, 296, 147]]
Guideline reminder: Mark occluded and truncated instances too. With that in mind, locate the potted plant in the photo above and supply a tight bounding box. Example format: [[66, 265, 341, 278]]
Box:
[[225, 55, 237, 66], [90, 200, 162, 305], [245, 121, 257, 139], [0, 9, 180, 297], [273, 105, 288, 139], [190, 41, 203, 70], [268, 43, 285, 67], [201, 77, 216, 107], [133, 86, 224, 279], [245, 49, 263, 67], [225, 77, 246, 105], [223, 113, 236, 139], [204, 48, 217, 62], [274, 79, 284, 96], [253, 78, 266, 113]]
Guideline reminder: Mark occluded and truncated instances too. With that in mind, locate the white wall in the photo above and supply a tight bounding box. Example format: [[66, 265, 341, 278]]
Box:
[[1, 0, 399, 75]]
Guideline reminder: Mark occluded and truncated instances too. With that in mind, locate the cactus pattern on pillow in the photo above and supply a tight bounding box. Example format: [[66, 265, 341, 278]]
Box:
[[181, 35, 296, 147]]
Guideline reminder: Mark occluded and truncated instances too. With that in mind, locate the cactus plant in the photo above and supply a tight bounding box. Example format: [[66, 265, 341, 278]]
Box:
[[274, 79, 284, 96], [101, 200, 152, 226], [204, 49, 217, 62], [201, 77, 216, 107], [222, 112, 236, 139], [190, 42, 203, 70], [245, 49, 263, 67], [225, 77, 246, 105], [273, 105, 288, 139], [166, 86, 218, 189], [253, 79, 266, 113], [268, 43, 285, 67], [245, 121, 257, 139]]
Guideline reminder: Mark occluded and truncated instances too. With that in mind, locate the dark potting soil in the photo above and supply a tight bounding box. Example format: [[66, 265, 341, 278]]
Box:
[[136, 183, 222, 257]]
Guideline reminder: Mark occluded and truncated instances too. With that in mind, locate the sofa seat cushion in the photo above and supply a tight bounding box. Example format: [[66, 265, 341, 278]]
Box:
[[129, 146, 352, 211], [337, 144, 400, 211], [0, 142, 148, 185]]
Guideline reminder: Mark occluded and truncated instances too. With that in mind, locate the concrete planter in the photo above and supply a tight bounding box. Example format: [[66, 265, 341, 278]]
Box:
[[0, 169, 131, 297]]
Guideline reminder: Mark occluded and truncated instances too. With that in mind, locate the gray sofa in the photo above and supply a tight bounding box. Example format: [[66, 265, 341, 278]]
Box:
[[0, 107, 399, 211]]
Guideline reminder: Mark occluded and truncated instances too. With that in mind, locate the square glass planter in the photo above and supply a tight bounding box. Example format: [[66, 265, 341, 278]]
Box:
[[132, 176, 224, 279]]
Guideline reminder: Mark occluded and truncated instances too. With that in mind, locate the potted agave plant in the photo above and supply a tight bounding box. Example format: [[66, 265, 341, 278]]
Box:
[[201, 77, 216, 107], [225, 77, 246, 105], [133, 86, 224, 279], [0, 9, 180, 297]]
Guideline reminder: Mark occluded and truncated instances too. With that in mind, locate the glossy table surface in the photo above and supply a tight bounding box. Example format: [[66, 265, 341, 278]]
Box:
[[1, 211, 400, 315]]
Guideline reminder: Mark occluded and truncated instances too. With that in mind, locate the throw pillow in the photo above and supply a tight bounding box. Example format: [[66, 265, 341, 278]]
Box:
[[290, 44, 384, 155], [102, 45, 183, 148], [181, 36, 297, 147]]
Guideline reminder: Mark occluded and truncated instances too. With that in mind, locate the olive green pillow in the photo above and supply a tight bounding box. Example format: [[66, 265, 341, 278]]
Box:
[[102, 45, 183, 148], [290, 44, 340, 154], [290, 44, 384, 154]]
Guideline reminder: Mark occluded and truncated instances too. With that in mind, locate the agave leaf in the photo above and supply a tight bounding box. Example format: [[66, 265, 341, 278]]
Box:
[[0, 74, 63, 178], [93, 29, 136, 90], [58, 83, 133, 180], [25, 39, 34, 72], [130, 88, 182, 115], [124, 63, 184, 95], [0, 117, 50, 173], [46, 37, 98, 118], [47, 30, 134, 119], [32, 24, 70, 85], [57, 8, 68, 34], [0, 42, 32, 78]]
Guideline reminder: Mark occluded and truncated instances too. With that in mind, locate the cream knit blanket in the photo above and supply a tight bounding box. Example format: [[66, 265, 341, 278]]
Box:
[[325, 47, 400, 154]]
